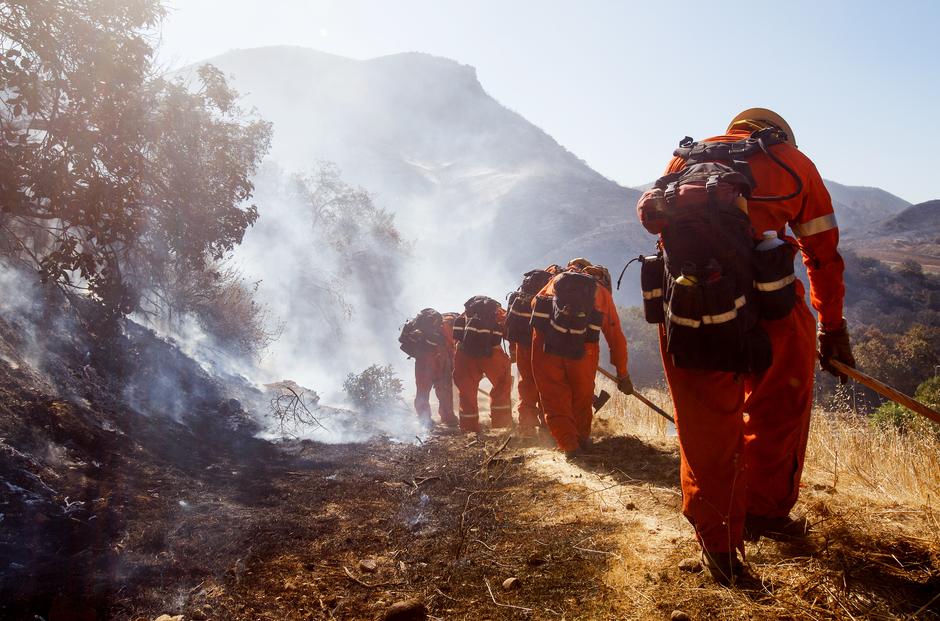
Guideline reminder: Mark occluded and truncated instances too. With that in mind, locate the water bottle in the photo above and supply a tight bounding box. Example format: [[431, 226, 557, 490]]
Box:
[[755, 230, 785, 251]]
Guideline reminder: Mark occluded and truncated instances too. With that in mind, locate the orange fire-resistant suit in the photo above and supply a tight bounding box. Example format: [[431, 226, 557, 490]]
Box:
[[413, 314, 457, 426], [453, 308, 513, 432], [531, 275, 629, 452], [514, 342, 542, 431], [641, 128, 845, 554]]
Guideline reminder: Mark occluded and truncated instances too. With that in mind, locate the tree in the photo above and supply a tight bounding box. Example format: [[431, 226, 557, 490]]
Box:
[[0, 1, 271, 332]]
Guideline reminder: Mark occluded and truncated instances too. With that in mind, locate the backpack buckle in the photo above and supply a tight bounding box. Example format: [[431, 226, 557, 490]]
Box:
[[705, 175, 719, 193]]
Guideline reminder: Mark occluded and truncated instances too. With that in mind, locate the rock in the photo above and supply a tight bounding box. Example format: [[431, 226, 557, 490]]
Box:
[[671, 610, 691, 621], [678, 557, 702, 573], [154, 616, 183, 621], [359, 558, 378, 573], [382, 599, 427, 621], [502, 577, 520, 590]]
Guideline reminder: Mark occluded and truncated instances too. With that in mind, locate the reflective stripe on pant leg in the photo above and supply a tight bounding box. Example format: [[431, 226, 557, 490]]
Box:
[[453, 349, 483, 432], [743, 284, 816, 518], [414, 355, 435, 422], [532, 332, 578, 452], [486, 348, 514, 428], [515, 344, 542, 428], [569, 344, 600, 442], [661, 324, 747, 553]]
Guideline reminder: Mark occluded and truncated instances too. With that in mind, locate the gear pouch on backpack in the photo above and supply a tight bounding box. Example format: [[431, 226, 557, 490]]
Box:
[[752, 243, 797, 320], [640, 254, 666, 324], [460, 317, 499, 358], [505, 293, 534, 346], [667, 272, 752, 372], [699, 274, 747, 369], [664, 272, 704, 368]]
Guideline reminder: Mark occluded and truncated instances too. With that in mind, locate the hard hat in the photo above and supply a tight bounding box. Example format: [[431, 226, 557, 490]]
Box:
[[567, 257, 592, 269], [728, 108, 797, 147]]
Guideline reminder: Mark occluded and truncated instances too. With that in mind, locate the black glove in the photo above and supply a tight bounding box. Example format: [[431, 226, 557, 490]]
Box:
[[818, 320, 855, 384], [617, 374, 634, 395]]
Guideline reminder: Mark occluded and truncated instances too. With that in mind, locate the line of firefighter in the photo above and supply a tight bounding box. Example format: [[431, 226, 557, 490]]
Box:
[[399, 258, 634, 458], [400, 108, 856, 587]]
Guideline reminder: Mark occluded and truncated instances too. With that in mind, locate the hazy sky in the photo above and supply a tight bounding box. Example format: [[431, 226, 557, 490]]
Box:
[[159, 0, 940, 204]]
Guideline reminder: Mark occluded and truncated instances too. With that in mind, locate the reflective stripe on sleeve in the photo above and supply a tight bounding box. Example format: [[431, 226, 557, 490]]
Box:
[[509, 308, 533, 318], [531, 311, 550, 319], [642, 288, 663, 300], [791, 213, 838, 238], [754, 274, 796, 292]]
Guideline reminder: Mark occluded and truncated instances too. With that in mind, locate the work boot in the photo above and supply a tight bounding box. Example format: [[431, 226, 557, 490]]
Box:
[[578, 437, 594, 453], [701, 550, 745, 586], [563, 447, 584, 462], [744, 514, 809, 542]]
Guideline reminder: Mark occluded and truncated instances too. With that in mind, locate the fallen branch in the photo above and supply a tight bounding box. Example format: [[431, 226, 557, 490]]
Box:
[[572, 545, 622, 559], [484, 577, 533, 612], [341, 566, 404, 589], [481, 433, 513, 470]]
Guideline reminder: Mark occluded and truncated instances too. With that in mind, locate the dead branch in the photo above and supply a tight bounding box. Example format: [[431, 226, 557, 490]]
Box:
[[484, 577, 533, 612], [269, 384, 327, 434], [341, 566, 404, 589], [480, 432, 513, 470]]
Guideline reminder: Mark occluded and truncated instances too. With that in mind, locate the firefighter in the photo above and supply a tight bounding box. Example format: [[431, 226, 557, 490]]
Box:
[[530, 259, 631, 457], [505, 265, 562, 438], [452, 296, 513, 432], [401, 309, 458, 428], [636, 108, 854, 584]]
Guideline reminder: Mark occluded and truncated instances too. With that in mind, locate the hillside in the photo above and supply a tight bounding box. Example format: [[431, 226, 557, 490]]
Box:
[[178, 47, 647, 304], [824, 179, 910, 232], [844, 200, 940, 273]]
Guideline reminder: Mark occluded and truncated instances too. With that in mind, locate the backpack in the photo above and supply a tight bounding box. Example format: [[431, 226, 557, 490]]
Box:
[[399, 308, 443, 358], [453, 296, 503, 358], [639, 127, 804, 374], [531, 271, 602, 360], [505, 269, 554, 347]]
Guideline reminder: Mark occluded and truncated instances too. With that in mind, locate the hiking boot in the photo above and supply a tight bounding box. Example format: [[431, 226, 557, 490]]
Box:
[[701, 550, 745, 586], [744, 514, 809, 542], [563, 447, 584, 461], [578, 437, 594, 452]]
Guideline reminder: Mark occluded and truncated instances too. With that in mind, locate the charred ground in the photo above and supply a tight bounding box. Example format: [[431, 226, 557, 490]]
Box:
[[0, 297, 938, 620]]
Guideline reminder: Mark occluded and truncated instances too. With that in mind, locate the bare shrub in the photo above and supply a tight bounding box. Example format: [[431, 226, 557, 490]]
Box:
[[342, 364, 404, 413]]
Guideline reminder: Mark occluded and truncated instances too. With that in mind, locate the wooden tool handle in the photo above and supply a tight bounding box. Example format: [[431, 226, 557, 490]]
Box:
[[830, 360, 940, 425], [596, 367, 675, 424]]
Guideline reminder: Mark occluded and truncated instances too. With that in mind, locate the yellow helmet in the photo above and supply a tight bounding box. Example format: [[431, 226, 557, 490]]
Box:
[[567, 257, 592, 270], [728, 108, 797, 147]]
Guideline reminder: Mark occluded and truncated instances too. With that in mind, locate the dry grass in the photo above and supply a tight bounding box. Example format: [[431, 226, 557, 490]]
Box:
[[587, 382, 940, 620], [804, 410, 940, 508]]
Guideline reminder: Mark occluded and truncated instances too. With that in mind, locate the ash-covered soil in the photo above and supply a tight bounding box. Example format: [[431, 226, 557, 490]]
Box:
[[1, 296, 937, 620]]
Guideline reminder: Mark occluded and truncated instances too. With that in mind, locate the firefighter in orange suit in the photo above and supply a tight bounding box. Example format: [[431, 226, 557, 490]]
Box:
[[636, 108, 855, 583], [412, 311, 458, 427], [452, 297, 513, 432], [530, 259, 631, 456], [506, 265, 563, 438]]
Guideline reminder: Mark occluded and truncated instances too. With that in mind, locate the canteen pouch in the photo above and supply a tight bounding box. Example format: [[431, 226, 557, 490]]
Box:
[[640, 254, 666, 324]]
